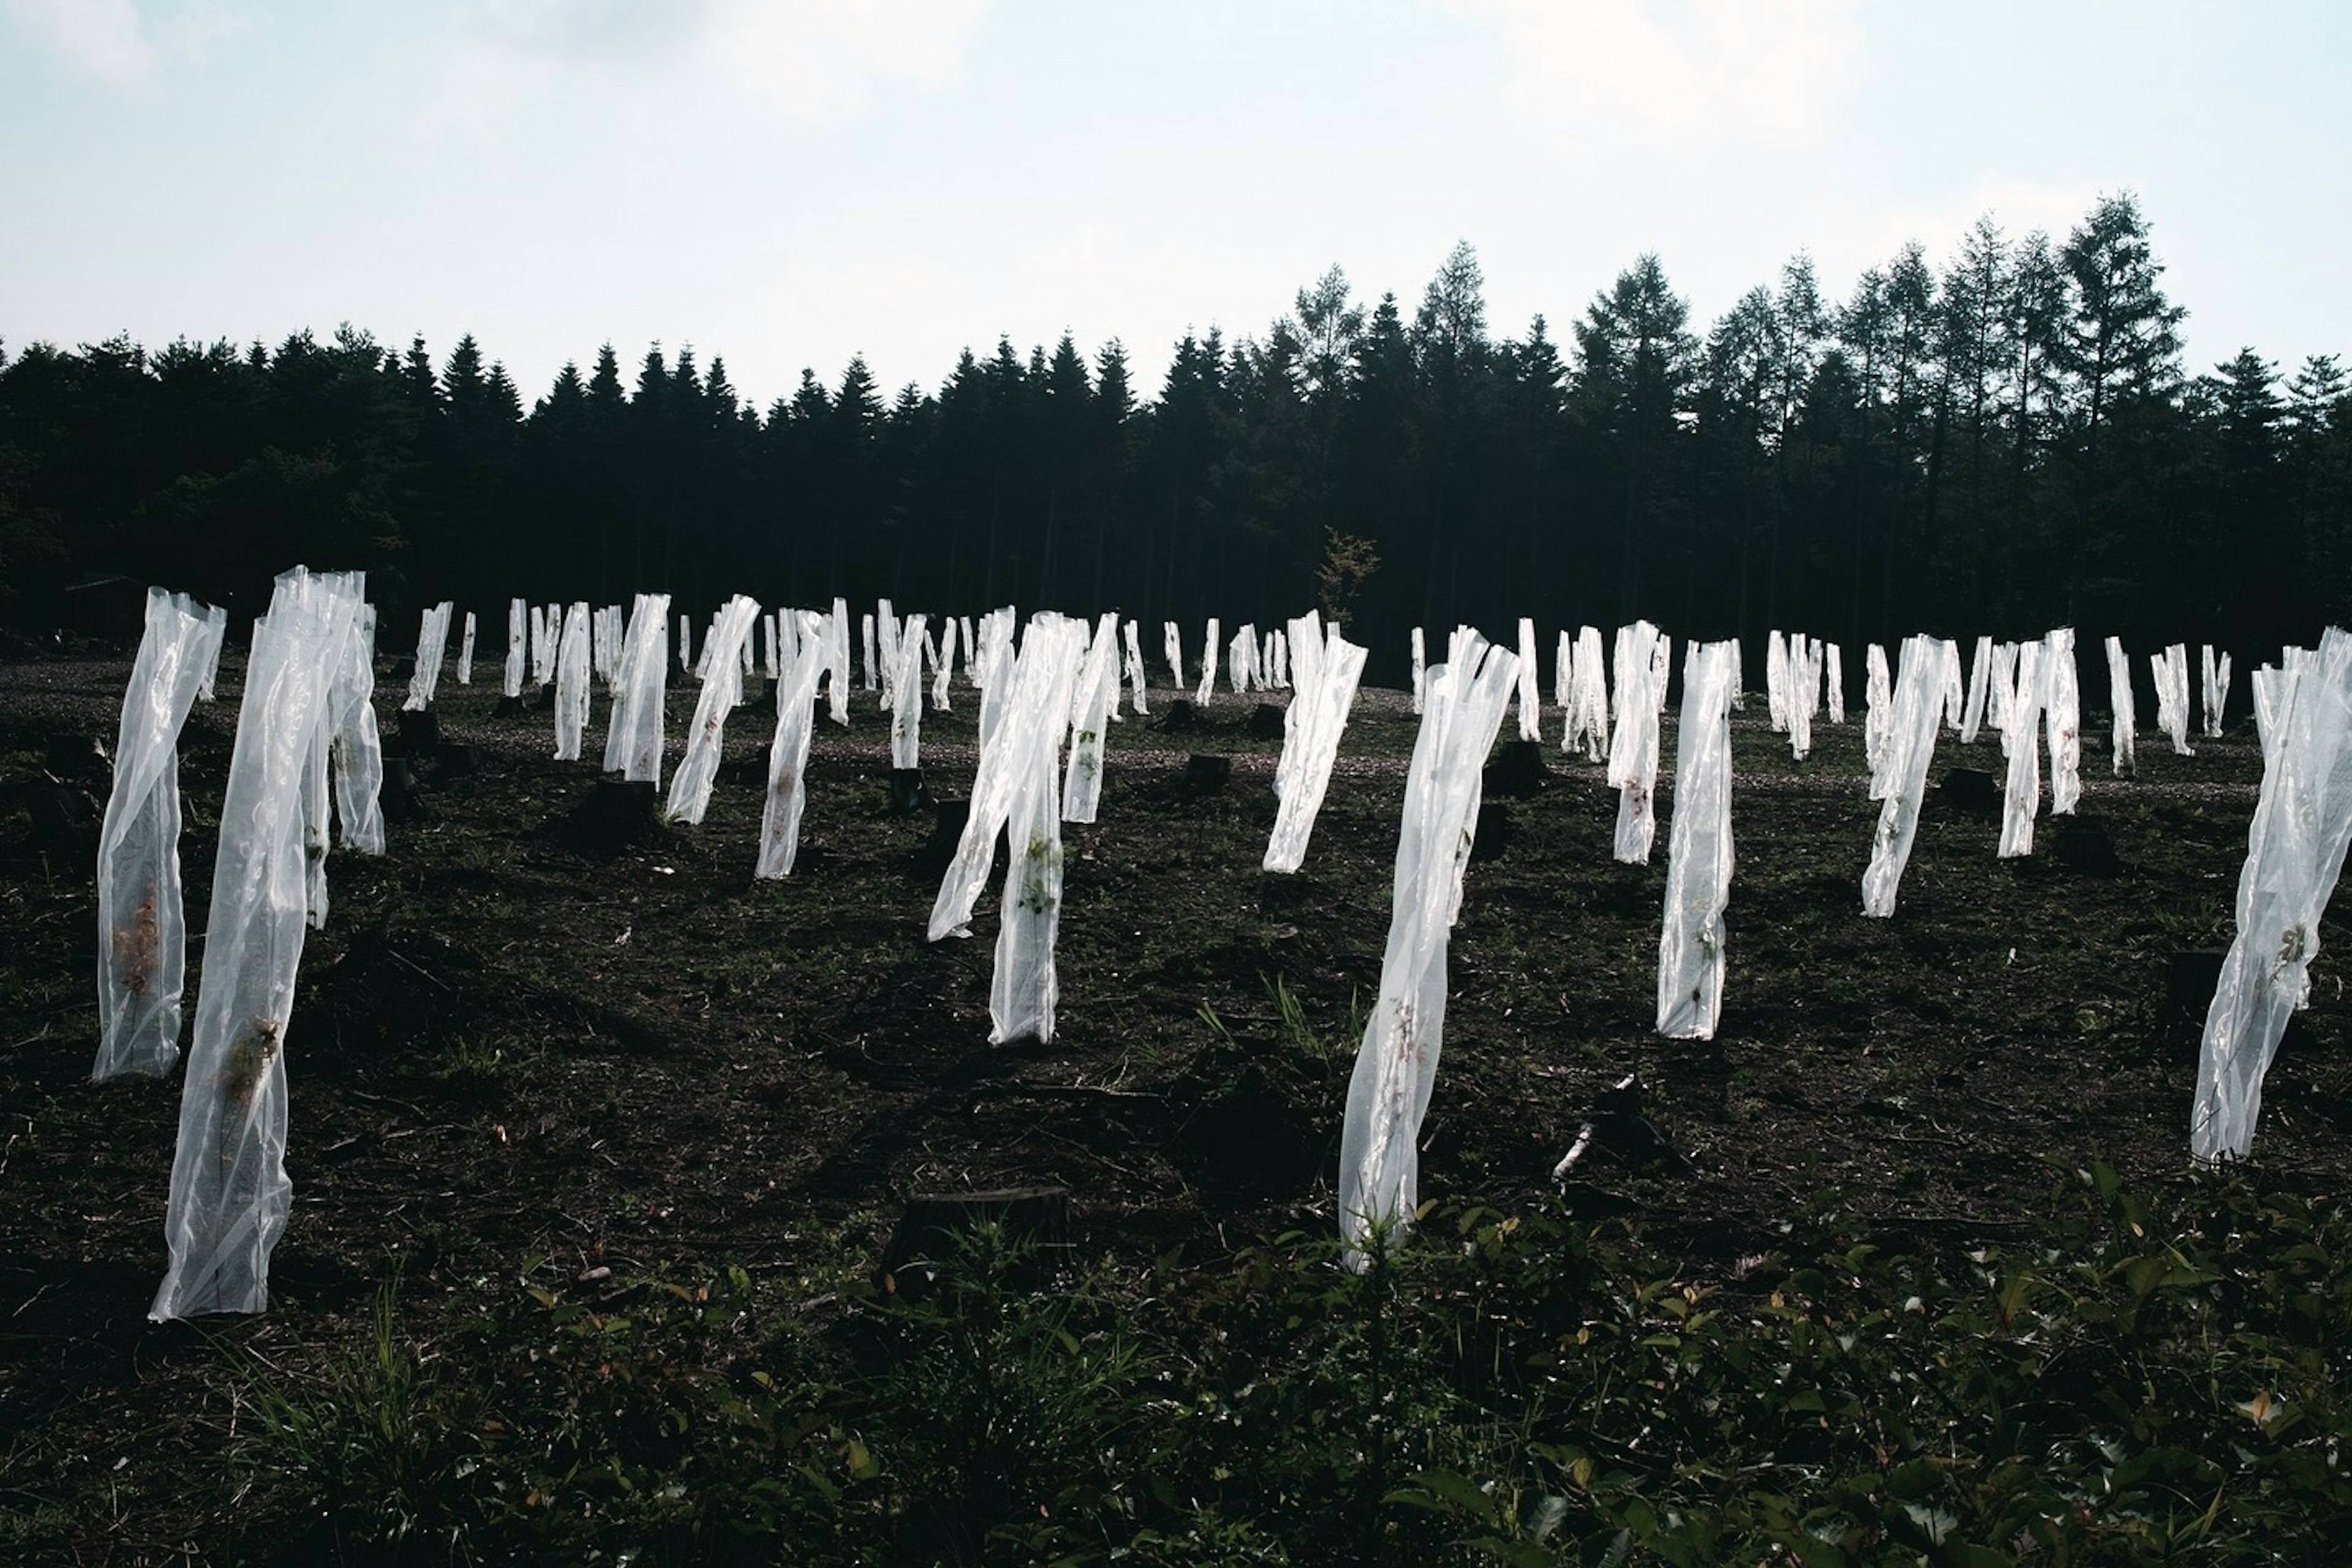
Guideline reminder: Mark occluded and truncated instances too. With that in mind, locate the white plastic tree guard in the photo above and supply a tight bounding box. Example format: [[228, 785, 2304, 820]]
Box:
[[1565, 625, 1609, 761], [1787, 638, 1815, 763], [2191, 627, 2352, 1164], [989, 616, 1088, 1045], [1959, 635, 1992, 744], [827, 598, 851, 726], [1825, 643, 1846, 725], [1163, 622, 1184, 690], [94, 587, 227, 1081], [1229, 623, 1256, 695], [2154, 643, 2194, 755], [2203, 644, 2233, 737], [1766, 629, 1790, 731], [1863, 643, 1893, 777], [933, 616, 959, 711], [552, 603, 593, 761], [934, 614, 1067, 940], [503, 599, 526, 698], [1515, 617, 1542, 742], [666, 595, 760, 824], [151, 567, 361, 1321], [1264, 614, 1367, 873], [456, 612, 475, 685], [2106, 635, 2136, 777], [1063, 613, 1121, 824], [1999, 641, 2048, 858], [889, 612, 927, 770], [1658, 639, 1739, 1036], [1337, 630, 1520, 1268], [1409, 627, 1426, 715], [960, 617, 978, 683], [402, 601, 453, 710], [1197, 618, 1220, 704], [876, 600, 901, 711], [2044, 628, 2082, 816], [1607, 621, 1665, 864], [1123, 619, 1149, 715], [1555, 630, 1573, 713], [603, 594, 671, 785], [756, 610, 832, 880], [861, 613, 878, 692], [326, 599, 386, 857], [1989, 641, 2019, 750], [1862, 634, 1955, 918]]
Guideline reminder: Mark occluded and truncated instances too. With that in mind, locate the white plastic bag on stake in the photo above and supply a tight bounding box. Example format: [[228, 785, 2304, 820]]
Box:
[[503, 599, 526, 698], [1555, 630, 1573, 712], [2154, 643, 2194, 755], [327, 599, 386, 856], [94, 587, 227, 1080], [2190, 627, 2352, 1163], [827, 597, 851, 726], [666, 595, 759, 824], [876, 600, 900, 710], [889, 612, 927, 770], [1229, 624, 1254, 695], [1123, 619, 1149, 715], [1337, 631, 1519, 1267], [1999, 641, 2047, 858], [932, 614, 1072, 941], [676, 612, 692, 677], [1163, 622, 1184, 690], [456, 612, 475, 685], [603, 593, 671, 784], [756, 611, 832, 880], [1565, 625, 1608, 760], [1862, 635, 1953, 918], [403, 601, 453, 710], [1766, 630, 1789, 731], [1409, 627, 1425, 714], [1787, 638, 1815, 761], [2203, 644, 2232, 737], [989, 617, 1088, 1043], [1989, 642, 2019, 750], [2106, 635, 2136, 777], [960, 616, 978, 682], [933, 616, 958, 711], [1658, 640, 1738, 1035], [1197, 617, 1219, 704], [1264, 617, 1367, 872], [1825, 643, 1846, 725], [552, 603, 592, 761], [1062, 614, 1120, 823], [151, 568, 358, 1320], [861, 613, 877, 692], [2045, 628, 2081, 815], [1960, 635, 1992, 743], [1514, 617, 1541, 741], [1863, 643, 1893, 776], [1607, 621, 1664, 863]]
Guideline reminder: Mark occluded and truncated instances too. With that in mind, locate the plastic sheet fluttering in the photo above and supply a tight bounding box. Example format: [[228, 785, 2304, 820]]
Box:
[[2106, 636, 2136, 777], [756, 610, 832, 880], [1863, 643, 1893, 777], [861, 613, 878, 693], [2153, 644, 2195, 755], [1787, 636, 1816, 763], [503, 599, 526, 697], [152, 567, 361, 1321], [1999, 640, 2048, 858], [1657, 640, 1738, 1036], [1229, 623, 1256, 696], [1123, 619, 1149, 715], [889, 612, 927, 770], [402, 601, 454, 710], [602, 594, 671, 785], [1607, 621, 1665, 864], [827, 598, 851, 727], [1826, 643, 1846, 726], [1960, 635, 1992, 744], [2203, 644, 2233, 737], [1264, 613, 1368, 873], [1862, 634, 1955, 918], [1197, 618, 1220, 704], [932, 617, 958, 711], [94, 587, 227, 1081], [1766, 630, 1789, 731], [1515, 617, 1542, 742], [1337, 630, 1520, 1268], [932, 614, 1073, 942], [2043, 628, 2081, 816], [2190, 627, 2352, 1164], [1409, 627, 1426, 715], [1061, 613, 1120, 824], [989, 616, 1089, 1044], [1563, 625, 1608, 761], [456, 612, 475, 685], [1162, 622, 1184, 690], [665, 595, 760, 824], [876, 599, 901, 712], [552, 603, 592, 761]]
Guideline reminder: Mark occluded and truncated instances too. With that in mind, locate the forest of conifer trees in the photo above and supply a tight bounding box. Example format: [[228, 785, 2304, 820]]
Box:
[[4, 192, 2346, 679]]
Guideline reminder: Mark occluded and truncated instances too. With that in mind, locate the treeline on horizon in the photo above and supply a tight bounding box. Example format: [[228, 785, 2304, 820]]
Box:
[[2, 191, 2347, 680]]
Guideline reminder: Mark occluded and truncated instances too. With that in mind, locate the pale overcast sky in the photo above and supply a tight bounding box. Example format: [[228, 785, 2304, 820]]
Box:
[[4, 1, 2346, 409]]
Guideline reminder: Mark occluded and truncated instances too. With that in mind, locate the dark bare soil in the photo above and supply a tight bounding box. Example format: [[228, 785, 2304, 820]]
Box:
[[1, 649, 2347, 1560]]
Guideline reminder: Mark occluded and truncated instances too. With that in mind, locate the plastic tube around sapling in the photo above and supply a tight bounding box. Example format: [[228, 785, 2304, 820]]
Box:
[[1657, 639, 1738, 1035], [1861, 634, 1953, 918], [1515, 617, 1541, 742], [1999, 641, 2048, 858], [1960, 635, 1992, 743], [553, 603, 594, 761], [2045, 628, 2081, 815], [1062, 613, 1120, 823], [666, 595, 760, 824], [889, 612, 927, 770], [1197, 618, 1220, 704], [756, 610, 832, 880], [1607, 621, 1664, 863], [327, 598, 386, 857], [2106, 635, 2136, 777], [989, 617, 1088, 1044], [1264, 618, 1366, 873], [1123, 619, 1149, 715]]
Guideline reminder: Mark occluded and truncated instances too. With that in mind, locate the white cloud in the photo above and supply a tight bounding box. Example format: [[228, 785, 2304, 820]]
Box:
[[5, 0, 156, 86], [1441, 0, 1862, 159]]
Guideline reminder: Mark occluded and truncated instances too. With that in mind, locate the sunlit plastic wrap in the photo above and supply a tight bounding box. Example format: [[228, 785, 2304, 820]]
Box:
[[1787, 637, 1815, 762], [989, 617, 1088, 1044], [1515, 617, 1542, 741], [666, 595, 759, 824], [1825, 642, 1846, 725], [1863, 643, 1893, 777], [933, 614, 1069, 940], [2044, 628, 2081, 815], [1999, 641, 2047, 858], [1766, 629, 1789, 731], [827, 598, 851, 726], [1409, 627, 1426, 715], [888, 612, 927, 770], [1960, 635, 1992, 744], [2203, 644, 2233, 737], [1989, 642, 2019, 752], [1337, 631, 1519, 1268], [552, 602, 592, 761], [1264, 614, 1367, 873], [2106, 635, 2136, 777], [1163, 622, 1184, 690], [327, 599, 386, 857], [1861, 635, 1953, 918], [2154, 643, 2195, 755], [1197, 617, 1220, 704], [502, 599, 526, 698], [1229, 623, 1256, 695], [1657, 640, 1738, 1036], [1607, 620, 1664, 863], [454, 612, 475, 685], [1061, 613, 1120, 824], [932, 616, 958, 711], [94, 587, 228, 1081], [151, 570, 360, 1320], [1555, 630, 1573, 712], [402, 601, 453, 710], [1123, 619, 1149, 715], [1564, 625, 1608, 761], [602, 594, 671, 785], [2190, 627, 2352, 1164], [756, 611, 832, 880]]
